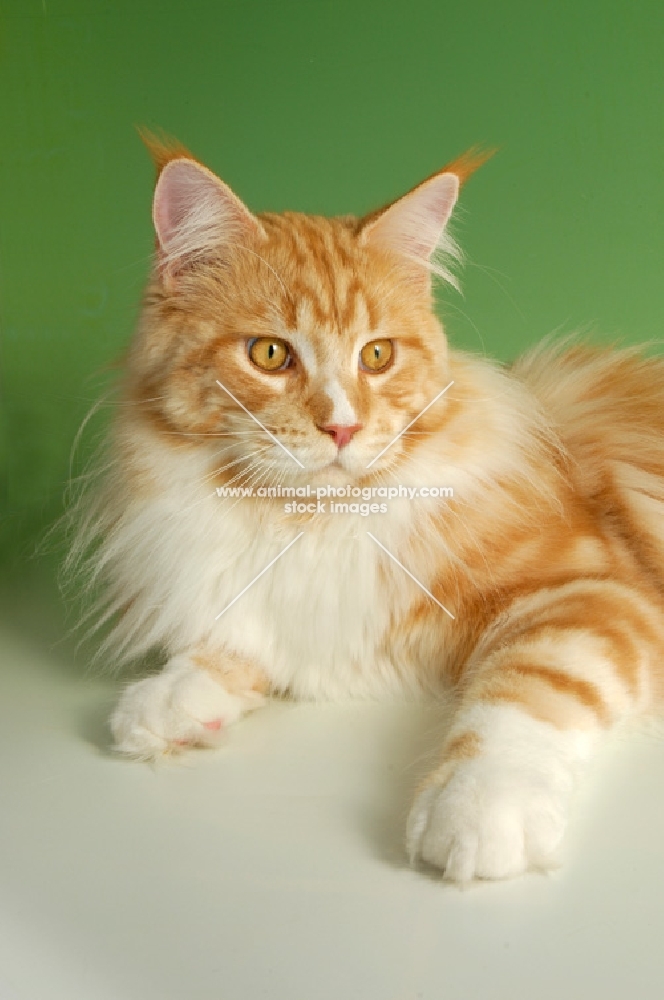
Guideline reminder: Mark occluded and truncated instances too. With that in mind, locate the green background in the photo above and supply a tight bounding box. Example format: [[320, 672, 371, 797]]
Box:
[[2, 0, 664, 631]]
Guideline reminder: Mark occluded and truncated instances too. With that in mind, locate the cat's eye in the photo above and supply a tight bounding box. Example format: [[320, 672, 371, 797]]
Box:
[[360, 339, 393, 373], [247, 337, 291, 372]]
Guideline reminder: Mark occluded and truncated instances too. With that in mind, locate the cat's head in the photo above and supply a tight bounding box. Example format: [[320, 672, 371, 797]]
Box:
[[127, 134, 490, 485]]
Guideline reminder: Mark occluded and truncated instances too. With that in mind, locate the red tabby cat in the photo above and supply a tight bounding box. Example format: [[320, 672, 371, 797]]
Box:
[[72, 133, 664, 882]]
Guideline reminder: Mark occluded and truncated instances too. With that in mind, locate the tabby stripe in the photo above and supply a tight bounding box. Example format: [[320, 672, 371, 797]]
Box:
[[512, 663, 611, 724], [474, 660, 611, 728]]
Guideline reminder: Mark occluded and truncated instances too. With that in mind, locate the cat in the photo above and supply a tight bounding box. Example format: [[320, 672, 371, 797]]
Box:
[[70, 131, 664, 883]]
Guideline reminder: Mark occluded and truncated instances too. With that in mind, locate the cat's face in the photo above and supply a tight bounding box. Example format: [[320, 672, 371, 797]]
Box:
[[128, 142, 486, 485]]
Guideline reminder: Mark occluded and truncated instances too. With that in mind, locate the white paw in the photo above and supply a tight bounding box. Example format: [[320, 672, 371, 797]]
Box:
[[406, 757, 569, 882], [110, 655, 262, 759]]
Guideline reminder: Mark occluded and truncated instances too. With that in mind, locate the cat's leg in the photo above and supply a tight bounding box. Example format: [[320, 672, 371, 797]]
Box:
[[110, 651, 269, 759], [407, 580, 661, 882]]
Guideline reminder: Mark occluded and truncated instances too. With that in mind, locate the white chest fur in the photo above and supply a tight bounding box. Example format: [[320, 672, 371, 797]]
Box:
[[112, 438, 432, 700], [210, 517, 404, 699]]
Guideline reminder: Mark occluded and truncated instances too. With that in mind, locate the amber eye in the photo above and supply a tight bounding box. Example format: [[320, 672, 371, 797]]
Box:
[[248, 337, 290, 371], [360, 339, 393, 372]]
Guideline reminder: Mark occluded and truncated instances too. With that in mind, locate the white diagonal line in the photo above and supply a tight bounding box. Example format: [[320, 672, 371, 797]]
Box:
[[214, 532, 305, 620], [216, 379, 305, 468], [365, 380, 454, 469], [366, 532, 455, 620]]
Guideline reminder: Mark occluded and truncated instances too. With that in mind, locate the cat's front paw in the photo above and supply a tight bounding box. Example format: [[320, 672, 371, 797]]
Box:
[[406, 756, 569, 883], [110, 654, 263, 759]]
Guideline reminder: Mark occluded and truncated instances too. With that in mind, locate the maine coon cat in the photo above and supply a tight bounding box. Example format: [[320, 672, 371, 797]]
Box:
[[72, 132, 664, 883]]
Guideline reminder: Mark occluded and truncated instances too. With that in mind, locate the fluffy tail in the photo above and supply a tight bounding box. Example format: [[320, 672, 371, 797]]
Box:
[[514, 338, 664, 587]]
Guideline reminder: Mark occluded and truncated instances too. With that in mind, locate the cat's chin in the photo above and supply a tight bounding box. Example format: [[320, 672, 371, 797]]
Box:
[[297, 458, 361, 485], [311, 459, 353, 480]]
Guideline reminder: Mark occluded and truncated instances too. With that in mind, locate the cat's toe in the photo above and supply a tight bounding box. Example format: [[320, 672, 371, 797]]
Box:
[[406, 761, 566, 882]]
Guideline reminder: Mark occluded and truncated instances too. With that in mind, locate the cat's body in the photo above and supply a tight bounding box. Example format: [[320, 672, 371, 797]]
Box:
[[73, 136, 664, 881]]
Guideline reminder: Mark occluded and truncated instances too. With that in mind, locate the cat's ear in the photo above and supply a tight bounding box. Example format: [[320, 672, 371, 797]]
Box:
[[360, 147, 494, 289], [139, 130, 265, 284]]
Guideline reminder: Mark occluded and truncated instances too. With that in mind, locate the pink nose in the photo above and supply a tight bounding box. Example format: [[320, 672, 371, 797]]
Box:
[[320, 423, 363, 449]]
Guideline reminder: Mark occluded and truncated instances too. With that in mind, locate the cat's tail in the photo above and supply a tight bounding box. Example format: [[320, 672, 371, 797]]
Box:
[[514, 336, 664, 587]]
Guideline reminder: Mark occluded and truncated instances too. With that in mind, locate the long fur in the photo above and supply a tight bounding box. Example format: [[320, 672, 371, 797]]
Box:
[[67, 141, 664, 880]]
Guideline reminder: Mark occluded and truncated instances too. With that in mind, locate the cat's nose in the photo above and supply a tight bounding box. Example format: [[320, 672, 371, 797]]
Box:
[[319, 423, 363, 449]]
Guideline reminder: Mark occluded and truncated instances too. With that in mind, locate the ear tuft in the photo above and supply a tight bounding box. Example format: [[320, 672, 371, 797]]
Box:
[[361, 146, 495, 290], [137, 126, 197, 176], [439, 145, 497, 187]]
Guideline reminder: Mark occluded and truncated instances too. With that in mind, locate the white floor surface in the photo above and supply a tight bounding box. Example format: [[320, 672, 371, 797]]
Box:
[[2, 623, 664, 1000]]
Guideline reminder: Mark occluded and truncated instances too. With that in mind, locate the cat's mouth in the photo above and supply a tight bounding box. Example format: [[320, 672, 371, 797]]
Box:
[[310, 454, 368, 483], [314, 458, 346, 475]]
